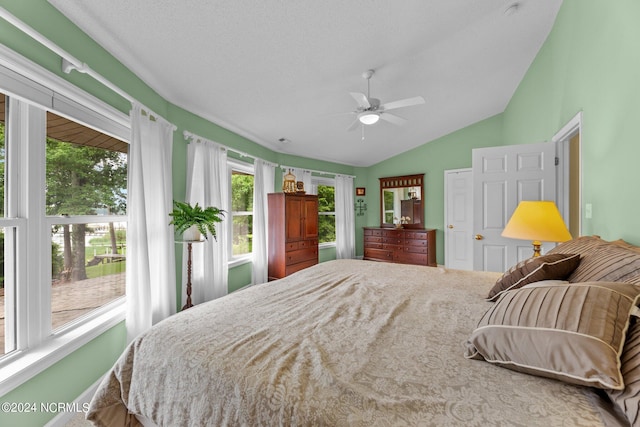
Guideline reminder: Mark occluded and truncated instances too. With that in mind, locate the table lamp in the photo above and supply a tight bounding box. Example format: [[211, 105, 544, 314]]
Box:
[[501, 200, 572, 257]]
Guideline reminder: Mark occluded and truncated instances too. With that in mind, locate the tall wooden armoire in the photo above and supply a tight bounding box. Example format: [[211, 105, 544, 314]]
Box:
[[267, 193, 319, 280]]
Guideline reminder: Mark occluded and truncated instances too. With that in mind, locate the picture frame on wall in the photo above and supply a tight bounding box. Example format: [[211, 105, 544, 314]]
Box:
[[356, 187, 366, 196]]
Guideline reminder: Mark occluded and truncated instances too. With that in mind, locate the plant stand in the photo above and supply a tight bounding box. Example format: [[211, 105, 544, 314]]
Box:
[[179, 240, 203, 310]]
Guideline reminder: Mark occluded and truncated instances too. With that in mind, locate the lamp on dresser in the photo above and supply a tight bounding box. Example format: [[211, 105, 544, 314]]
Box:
[[501, 200, 572, 257]]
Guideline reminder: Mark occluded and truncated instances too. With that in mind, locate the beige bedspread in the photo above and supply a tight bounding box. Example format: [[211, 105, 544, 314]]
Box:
[[88, 259, 612, 426]]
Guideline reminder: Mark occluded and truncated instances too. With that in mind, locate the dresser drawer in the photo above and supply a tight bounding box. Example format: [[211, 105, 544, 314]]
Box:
[[365, 242, 383, 249], [365, 228, 383, 237], [382, 237, 402, 245], [404, 238, 427, 247], [285, 241, 299, 251], [286, 247, 318, 265], [364, 236, 383, 244], [364, 248, 393, 262], [285, 259, 317, 276], [395, 252, 428, 265], [382, 229, 402, 238], [404, 231, 427, 240], [298, 239, 317, 249], [404, 245, 427, 254]]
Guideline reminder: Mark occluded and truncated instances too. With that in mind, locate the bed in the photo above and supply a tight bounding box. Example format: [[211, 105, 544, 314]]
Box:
[[87, 236, 640, 426]]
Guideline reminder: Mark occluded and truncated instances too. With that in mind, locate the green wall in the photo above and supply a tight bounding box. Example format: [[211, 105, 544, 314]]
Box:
[[358, 115, 503, 262], [501, 0, 640, 244], [2, 0, 640, 424]]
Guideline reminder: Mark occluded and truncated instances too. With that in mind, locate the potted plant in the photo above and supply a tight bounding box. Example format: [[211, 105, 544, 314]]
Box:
[[169, 200, 225, 241]]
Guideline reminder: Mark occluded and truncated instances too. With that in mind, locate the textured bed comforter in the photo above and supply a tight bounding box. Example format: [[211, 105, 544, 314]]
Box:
[[87, 259, 613, 426]]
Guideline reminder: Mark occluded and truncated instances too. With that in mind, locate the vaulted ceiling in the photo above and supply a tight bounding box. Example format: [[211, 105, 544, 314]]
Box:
[[49, 0, 563, 166]]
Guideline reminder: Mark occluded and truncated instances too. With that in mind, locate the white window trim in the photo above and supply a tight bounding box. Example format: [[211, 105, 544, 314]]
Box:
[[0, 44, 129, 396], [227, 158, 255, 265]]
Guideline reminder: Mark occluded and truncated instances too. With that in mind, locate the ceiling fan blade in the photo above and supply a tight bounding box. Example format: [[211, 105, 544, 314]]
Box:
[[380, 112, 407, 126], [347, 119, 360, 131], [350, 92, 371, 109], [380, 96, 425, 111]]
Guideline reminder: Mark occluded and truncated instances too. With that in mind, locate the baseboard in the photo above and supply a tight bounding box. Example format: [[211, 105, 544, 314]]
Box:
[[44, 375, 104, 427]]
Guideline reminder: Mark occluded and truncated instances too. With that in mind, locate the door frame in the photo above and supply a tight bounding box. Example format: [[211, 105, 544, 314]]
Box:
[[552, 111, 583, 235]]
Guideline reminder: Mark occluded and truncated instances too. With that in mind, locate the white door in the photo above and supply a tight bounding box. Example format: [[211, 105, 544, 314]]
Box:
[[472, 142, 556, 272], [444, 169, 473, 270]]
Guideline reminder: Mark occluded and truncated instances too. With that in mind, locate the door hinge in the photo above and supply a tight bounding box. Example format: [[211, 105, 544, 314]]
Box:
[[555, 156, 559, 166]]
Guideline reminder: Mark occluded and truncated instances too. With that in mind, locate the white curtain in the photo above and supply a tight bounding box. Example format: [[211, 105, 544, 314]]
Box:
[[183, 139, 230, 303], [335, 175, 356, 259], [289, 168, 314, 194], [126, 103, 176, 342], [252, 159, 276, 285]]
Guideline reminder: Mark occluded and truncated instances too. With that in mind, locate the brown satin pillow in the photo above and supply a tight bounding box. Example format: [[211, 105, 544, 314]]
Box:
[[486, 253, 580, 301], [466, 282, 640, 390], [607, 318, 640, 426]]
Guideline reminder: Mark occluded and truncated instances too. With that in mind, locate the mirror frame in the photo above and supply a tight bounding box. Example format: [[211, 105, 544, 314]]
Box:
[[379, 173, 425, 229]]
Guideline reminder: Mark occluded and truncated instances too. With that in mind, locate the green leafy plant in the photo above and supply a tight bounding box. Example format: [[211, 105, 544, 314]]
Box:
[[169, 200, 225, 241]]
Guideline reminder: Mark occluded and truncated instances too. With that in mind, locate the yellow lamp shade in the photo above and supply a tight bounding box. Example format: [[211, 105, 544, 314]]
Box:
[[502, 201, 572, 256]]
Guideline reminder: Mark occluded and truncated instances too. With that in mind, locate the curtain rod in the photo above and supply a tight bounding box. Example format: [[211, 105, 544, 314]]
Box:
[[279, 164, 356, 179], [183, 130, 256, 160], [0, 6, 170, 125]]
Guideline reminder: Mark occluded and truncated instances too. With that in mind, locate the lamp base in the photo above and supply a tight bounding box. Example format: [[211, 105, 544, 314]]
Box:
[[532, 240, 542, 257]]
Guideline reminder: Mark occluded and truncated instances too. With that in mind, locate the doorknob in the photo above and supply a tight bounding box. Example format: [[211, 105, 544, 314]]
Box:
[[474, 234, 484, 240], [447, 224, 454, 229]]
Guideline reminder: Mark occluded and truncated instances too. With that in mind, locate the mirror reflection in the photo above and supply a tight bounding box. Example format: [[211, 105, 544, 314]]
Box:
[[379, 174, 424, 228]]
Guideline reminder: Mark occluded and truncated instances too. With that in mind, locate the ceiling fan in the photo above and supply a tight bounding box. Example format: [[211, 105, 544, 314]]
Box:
[[346, 69, 425, 131]]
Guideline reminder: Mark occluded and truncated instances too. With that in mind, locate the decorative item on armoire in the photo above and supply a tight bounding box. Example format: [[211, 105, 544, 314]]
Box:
[[282, 169, 297, 193]]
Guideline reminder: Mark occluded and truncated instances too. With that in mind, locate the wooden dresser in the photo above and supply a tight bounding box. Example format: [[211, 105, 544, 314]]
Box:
[[363, 227, 436, 266], [268, 193, 319, 280]]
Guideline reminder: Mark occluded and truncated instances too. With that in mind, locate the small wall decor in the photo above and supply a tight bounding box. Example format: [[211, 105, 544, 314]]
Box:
[[356, 187, 366, 196], [355, 198, 367, 216]]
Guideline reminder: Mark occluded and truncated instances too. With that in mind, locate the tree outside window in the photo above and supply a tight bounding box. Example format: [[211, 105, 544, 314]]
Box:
[[317, 184, 336, 244], [231, 170, 254, 256]]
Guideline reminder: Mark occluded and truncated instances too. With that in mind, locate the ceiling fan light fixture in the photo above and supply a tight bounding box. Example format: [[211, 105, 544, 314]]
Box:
[[358, 112, 380, 125]]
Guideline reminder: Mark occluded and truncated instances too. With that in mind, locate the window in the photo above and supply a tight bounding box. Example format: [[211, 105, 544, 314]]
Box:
[[229, 161, 254, 258], [315, 179, 336, 244], [0, 49, 129, 393], [46, 112, 127, 330]]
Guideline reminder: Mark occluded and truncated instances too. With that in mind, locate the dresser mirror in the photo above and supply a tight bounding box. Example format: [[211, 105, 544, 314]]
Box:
[[379, 174, 424, 228]]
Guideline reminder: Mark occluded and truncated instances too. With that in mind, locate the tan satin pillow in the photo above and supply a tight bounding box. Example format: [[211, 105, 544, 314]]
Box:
[[466, 282, 640, 390]]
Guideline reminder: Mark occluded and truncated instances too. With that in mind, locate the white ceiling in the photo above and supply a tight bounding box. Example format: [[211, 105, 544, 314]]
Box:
[[49, 0, 562, 167]]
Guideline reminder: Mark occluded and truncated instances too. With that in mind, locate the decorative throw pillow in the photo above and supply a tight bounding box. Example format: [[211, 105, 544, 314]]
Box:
[[486, 253, 580, 301], [547, 235, 609, 257], [466, 282, 640, 390], [607, 318, 640, 426], [567, 243, 640, 283]]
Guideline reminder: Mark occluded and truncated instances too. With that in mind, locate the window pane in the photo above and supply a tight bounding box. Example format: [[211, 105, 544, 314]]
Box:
[[319, 214, 336, 244], [46, 112, 127, 216], [51, 223, 126, 329], [232, 214, 252, 256], [317, 185, 336, 243], [317, 185, 335, 213], [231, 170, 254, 256], [231, 172, 254, 212]]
